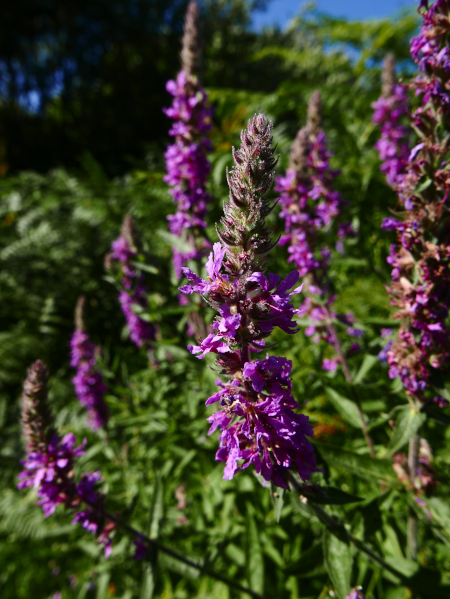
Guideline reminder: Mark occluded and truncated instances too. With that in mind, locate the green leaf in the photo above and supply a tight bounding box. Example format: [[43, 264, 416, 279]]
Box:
[[332, 257, 368, 267], [149, 475, 164, 540], [156, 230, 191, 252], [316, 444, 399, 486], [323, 529, 352, 599], [387, 557, 419, 578], [325, 387, 363, 429], [133, 261, 159, 275], [354, 355, 379, 384], [427, 497, 450, 541], [386, 405, 426, 457], [271, 487, 286, 522], [247, 506, 264, 594], [140, 562, 155, 599]]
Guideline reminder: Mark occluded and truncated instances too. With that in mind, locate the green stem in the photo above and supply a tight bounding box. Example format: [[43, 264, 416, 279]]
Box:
[[407, 434, 420, 560], [287, 473, 406, 581], [83, 500, 264, 598]]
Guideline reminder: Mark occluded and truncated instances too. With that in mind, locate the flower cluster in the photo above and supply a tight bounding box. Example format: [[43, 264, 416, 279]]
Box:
[[372, 54, 410, 188], [181, 114, 316, 487], [108, 215, 156, 350], [17, 361, 115, 556], [382, 0, 450, 405], [70, 297, 109, 430], [275, 91, 360, 371], [163, 1, 213, 279]]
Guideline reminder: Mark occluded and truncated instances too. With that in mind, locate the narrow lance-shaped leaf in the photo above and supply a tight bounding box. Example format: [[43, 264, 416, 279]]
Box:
[[246, 505, 264, 594], [326, 387, 364, 429], [316, 444, 399, 487], [323, 528, 353, 599], [385, 405, 426, 457]]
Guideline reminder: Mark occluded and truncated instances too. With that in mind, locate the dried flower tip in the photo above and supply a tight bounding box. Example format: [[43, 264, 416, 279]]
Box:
[[218, 113, 278, 272], [20, 360, 54, 453], [75, 296, 86, 332], [289, 127, 309, 175], [181, 1, 202, 79], [120, 214, 138, 252], [382, 54, 396, 99], [307, 91, 322, 134]]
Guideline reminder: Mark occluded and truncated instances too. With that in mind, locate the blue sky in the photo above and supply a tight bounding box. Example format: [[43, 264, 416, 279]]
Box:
[[252, 0, 414, 30]]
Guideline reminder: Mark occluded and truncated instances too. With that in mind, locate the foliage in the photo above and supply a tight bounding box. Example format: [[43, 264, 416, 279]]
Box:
[[2, 4, 450, 599]]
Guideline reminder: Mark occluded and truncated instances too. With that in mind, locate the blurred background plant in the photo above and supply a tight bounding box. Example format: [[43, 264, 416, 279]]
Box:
[[3, 1, 450, 598]]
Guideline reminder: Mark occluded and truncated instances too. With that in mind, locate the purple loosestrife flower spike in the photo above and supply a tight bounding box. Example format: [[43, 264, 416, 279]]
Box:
[[20, 360, 54, 453], [108, 215, 156, 350], [17, 361, 116, 557], [164, 1, 213, 280], [70, 296, 109, 430], [372, 54, 410, 188], [180, 114, 317, 488], [383, 0, 450, 406], [276, 92, 361, 371]]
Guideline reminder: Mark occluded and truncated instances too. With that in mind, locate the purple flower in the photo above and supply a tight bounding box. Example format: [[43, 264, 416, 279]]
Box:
[[372, 55, 410, 188], [17, 362, 115, 555], [133, 536, 149, 560], [378, 340, 393, 362], [276, 91, 361, 369], [70, 327, 109, 430], [180, 115, 317, 487], [208, 357, 316, 487], [322, 358, 339, 372], [108, 217, 156, 350], [381, 217, 404, 231], [163, 4, 213, 279], [382, 3, 450, 405], [346, 588, 365, 599]]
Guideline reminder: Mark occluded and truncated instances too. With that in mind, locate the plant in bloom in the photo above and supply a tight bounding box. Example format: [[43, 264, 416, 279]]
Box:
[[17, 360, 116, 556], [70, 296, 109, 430], [163, 1, 213, 280], [180, 114, 317, 488], [382, 0, 450, 406], [372, 54, 410, 188], [275, 91, 361, 373], [108, 215, 156, 350]]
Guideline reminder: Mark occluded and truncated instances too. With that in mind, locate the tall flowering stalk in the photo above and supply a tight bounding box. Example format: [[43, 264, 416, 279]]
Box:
[[372, 54, 410, 189], [382, 0, 450, 407], [275, 92, 361, 374], [164, 1, 213, 280], [17, 362, 281, 596], [17, 360, 116, 556], [108, 215, 156, 350], [180, 114, 316, 488], [70, 296, 109, 430]]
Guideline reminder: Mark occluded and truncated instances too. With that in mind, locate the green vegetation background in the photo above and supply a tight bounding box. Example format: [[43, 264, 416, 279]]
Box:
[[2, 2, 450, 598]]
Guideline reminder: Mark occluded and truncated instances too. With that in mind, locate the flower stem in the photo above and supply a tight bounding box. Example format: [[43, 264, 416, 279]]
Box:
[[407, 434, 420, 560], [85, 501, 264, 599], [287, 472, 406, 580]]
